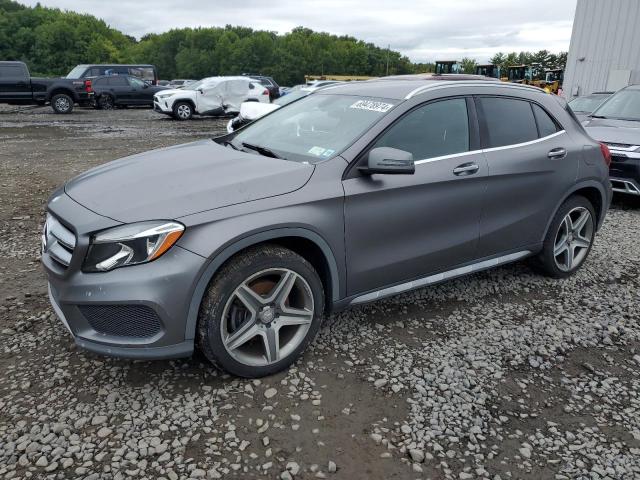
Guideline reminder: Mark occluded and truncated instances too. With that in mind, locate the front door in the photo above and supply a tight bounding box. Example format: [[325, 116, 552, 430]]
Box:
[[343, 97, 487, 296]]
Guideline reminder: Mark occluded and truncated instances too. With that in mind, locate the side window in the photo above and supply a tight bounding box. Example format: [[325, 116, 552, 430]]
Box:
[[109, 77, 128, 86], [479, 97, 538, 148], [88, 67, 102, 77], [373, 98, 469, 160], [128, 77, 145, 88], [532, 103, 560, 138], [0, 65, 26, 79]]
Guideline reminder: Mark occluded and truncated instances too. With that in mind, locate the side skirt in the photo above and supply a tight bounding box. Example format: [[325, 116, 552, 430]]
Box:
[[348, 250, 532, 306]]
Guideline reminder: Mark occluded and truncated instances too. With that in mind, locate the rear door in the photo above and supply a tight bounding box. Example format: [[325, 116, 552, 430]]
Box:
[[475, 96, 578, 257], [343, 97, 488, 295], [0, 63, 31, 102]]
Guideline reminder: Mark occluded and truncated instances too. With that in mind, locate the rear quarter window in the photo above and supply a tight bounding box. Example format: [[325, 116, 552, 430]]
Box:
[[0, 65, 26, 79], [532, 104, 560, 138], [479, 97, 538, 148]]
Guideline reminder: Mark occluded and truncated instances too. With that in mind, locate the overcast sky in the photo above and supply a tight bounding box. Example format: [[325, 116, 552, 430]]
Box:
[[21, 0, 577, 62]]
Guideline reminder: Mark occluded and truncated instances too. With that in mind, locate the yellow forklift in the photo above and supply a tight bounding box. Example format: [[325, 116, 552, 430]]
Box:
[[542, 68, 564, 94], [475, 64, 501, 79], [504, 64, 544, 86], [435, 60, 461, 74]]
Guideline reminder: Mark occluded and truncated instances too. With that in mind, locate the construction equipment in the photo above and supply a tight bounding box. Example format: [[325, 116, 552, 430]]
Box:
[[504, 64, 544, 86], [542, 69, 564, 94], [475, 64, 501, 79], [434, 61, 461, 75]]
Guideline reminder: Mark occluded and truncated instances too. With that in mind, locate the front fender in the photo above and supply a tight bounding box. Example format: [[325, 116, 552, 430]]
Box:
[[183, 227, 341, 342]]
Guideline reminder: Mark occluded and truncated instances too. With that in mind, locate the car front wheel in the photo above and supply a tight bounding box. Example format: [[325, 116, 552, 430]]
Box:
[[197, 245, 324, 377], [534, 195, 596, 278], [173, 101, 193, 120]]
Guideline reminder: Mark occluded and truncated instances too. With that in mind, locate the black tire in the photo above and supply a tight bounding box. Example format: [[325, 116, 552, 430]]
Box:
[[98, 95, 115, 110], [197, 245, 325, 378], [532, 195, 596, 278], [173, 101, 193, 120], [51, 93, 73, 114]]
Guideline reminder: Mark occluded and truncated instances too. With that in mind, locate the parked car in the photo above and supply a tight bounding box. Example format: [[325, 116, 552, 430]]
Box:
[[582, 85, 640, 196], [153, 76, 270, 120], [243, 74, 280, 100], [227, 82, 343, 132], [169, 79, 196, 88], [0, 61, 92, 113], [92, 75, 169, 109], [568, 92, 613, 122], [43, 79, 611, 377], [158, 80, 170, 86], [66, 64, 159, 85]]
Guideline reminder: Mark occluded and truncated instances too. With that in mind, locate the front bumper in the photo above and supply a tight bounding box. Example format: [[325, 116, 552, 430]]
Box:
[[609, 147, 640, 195], [153, 99, 173, 114], [43, 192, 206, 359]]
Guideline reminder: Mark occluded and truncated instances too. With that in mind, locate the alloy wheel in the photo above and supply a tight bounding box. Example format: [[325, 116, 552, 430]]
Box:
[[177, 104, 191, 119], [100, 96, 114, 110], [553, 206, 594, 272], [55, 96, 71, 112], [221, 268, 315, 367]]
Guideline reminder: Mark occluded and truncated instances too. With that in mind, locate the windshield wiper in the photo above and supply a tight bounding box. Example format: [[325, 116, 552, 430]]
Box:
[[222, 140, 240, 151], [241, 142, 284, 159]]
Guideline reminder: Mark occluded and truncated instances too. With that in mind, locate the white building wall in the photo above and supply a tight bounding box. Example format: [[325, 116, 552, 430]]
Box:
[[563, 0, 640, 99]]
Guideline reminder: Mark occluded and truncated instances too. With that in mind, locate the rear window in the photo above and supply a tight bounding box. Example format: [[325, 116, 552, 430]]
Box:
[[480, 97, 538, 148]]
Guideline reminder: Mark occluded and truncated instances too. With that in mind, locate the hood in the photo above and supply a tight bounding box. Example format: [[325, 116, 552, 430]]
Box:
[[64, 140, 314, 223], [583, 117, 640, 145], [239, 101, 280, 121], [154, 88, 190, 97]]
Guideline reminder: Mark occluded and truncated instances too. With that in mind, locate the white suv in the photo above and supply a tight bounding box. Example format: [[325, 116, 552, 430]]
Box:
[[153, 76, 270, 120]]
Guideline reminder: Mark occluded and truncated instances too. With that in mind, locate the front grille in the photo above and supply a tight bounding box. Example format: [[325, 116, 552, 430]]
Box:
[[605, 142, 633, 149], [79, 304, 162, 338], [43, 214, 76, 268]]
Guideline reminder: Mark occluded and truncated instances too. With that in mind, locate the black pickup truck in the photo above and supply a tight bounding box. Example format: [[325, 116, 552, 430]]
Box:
[[0, 61, 93, 113]]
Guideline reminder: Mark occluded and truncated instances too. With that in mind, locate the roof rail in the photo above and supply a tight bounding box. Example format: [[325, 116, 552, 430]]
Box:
[[405, 81, 544, 99]]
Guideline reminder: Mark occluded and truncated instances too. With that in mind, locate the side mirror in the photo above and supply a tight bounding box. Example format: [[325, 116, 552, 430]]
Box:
[[198, 88, 204, 94], [143, 83, 149, 89], [359, 147, 415, 175]]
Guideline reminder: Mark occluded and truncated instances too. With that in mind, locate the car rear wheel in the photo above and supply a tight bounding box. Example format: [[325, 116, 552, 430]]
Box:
[[534, 195, 596, 278], [173, 101, 193, 120], [197, 245, 324, 377], [51, 94, 73, 114], [98, 95, 114, 110]]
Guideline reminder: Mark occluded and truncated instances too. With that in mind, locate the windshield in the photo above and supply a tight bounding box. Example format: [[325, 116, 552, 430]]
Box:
[[66, 66, 87, 79], [592, 89, 640, 120], [568, 94, 610, 113], [231, 94, 397, 163], [184, 80, 207, 90]]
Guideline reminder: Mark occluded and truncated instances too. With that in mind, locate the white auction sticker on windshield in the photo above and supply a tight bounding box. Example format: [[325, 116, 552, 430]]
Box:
[[349, 100, 394, 113], [308, 146, 326, 156]]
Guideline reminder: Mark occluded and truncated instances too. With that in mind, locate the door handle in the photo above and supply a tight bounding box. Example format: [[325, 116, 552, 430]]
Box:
[[548, 147, 567, 159], [453, 163, 479, 176]]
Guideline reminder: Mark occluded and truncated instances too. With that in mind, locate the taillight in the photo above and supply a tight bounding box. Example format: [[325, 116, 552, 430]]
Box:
[[84, 79, 93, 93], [599, 143, 611, 167], [263, 89, 269, 96]]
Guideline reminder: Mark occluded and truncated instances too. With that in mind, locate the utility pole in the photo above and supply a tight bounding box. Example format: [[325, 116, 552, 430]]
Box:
[[386, 44, 390, 76]]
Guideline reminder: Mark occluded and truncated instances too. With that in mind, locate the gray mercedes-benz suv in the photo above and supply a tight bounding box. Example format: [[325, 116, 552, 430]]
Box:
[[42, 79, 612, 377]]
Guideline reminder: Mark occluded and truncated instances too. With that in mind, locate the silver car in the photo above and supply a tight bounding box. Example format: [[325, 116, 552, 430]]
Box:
[[43, 79, 611, 377]]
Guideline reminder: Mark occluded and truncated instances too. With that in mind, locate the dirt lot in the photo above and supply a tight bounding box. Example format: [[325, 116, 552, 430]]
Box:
[[1, 105, 639, 480]]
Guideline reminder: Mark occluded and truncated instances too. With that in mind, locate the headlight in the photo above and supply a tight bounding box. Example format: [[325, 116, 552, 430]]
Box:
[[156, 93, 174, 100], [83, 221, 184, 272]]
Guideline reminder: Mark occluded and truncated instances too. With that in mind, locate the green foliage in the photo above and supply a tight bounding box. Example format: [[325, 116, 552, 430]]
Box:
[[0, 0, 568, 85], [489, 50, 567, 73], [460, 57, 478, 74]]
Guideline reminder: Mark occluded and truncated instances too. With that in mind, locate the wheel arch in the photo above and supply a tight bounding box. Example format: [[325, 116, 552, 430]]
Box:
[[172, 98, 196, 110], [184, 228, 341, 342], [542, 181, 609, 242], [46, 87, 75, 102]]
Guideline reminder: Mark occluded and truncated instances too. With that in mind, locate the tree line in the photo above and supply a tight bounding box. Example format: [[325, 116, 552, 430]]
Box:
[[0, 0, 567, 85]]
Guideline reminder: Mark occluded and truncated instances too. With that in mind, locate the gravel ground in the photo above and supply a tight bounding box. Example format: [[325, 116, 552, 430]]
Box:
[[1, 105, 639, 480]]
